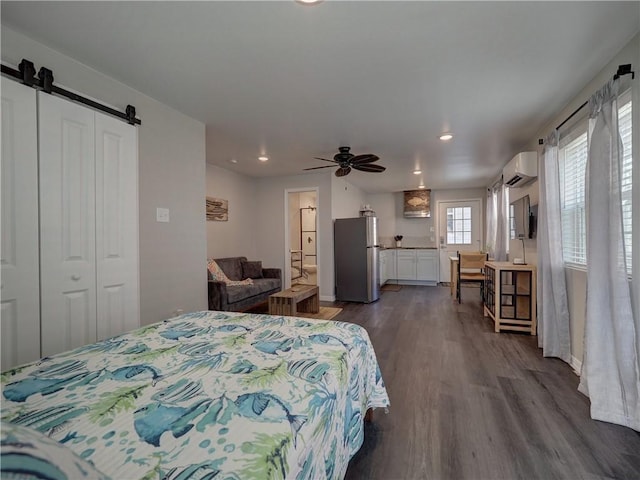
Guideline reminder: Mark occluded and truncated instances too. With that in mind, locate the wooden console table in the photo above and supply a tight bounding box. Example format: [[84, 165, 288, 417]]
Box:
[[483, 261, 537, 335], [269, 284, 319, 316]]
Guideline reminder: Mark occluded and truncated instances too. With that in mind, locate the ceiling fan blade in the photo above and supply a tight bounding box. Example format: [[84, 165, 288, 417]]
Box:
[[314, 157, 338, 163], [335, 166, 351, 177], [350, 154, 379, 165], [303, 165, 336, 170], [352, 164, 386, 173]]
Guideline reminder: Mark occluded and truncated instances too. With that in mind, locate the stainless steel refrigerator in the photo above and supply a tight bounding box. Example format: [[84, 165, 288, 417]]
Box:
[[334, 216, 380, 303]]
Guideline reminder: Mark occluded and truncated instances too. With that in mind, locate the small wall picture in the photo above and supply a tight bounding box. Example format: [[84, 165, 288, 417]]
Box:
[[206, 197, 228, 221]]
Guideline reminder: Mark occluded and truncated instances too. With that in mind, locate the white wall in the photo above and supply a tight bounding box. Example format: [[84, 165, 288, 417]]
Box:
[[206, 164, 258, 259], [368, 188, 486, 248], [2, 27, 208, 325], [331, 176, 367, 219], [255, 172, 334, 300], [508, 181, 539, 267], [520, 33, 639, 366]]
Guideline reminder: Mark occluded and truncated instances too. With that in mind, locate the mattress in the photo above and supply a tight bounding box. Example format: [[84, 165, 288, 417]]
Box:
[[1, 311, 389, 479]]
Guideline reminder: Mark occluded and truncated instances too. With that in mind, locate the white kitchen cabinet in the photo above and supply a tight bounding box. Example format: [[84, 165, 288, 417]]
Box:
[[386, 249, 397, 282], [379, 249, 397, 285], [416, 250, 439, 282], [379, 250, 388, 285], [387, 249, 439, 286], [396, 250, 417, 280]]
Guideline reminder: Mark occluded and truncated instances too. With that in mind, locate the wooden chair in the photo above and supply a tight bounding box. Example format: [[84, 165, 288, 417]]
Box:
[[457, 251, 488, 303]]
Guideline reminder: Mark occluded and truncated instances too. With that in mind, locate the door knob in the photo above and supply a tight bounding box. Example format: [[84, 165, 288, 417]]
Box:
[[71, 275, 81, 281]]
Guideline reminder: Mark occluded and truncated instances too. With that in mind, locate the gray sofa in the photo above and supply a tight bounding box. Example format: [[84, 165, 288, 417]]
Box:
[[208, 256, 282, 311]]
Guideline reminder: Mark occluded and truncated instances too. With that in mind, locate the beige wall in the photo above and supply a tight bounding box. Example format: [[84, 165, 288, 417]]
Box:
[[517, 33, 639, 368], [206, 164, 258, 259], [255, 172, 334, 300], [2, 27, 208, 324]]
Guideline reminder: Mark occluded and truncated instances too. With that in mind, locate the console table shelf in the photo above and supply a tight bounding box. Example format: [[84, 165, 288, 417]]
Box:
[[483, 261, 537, 335]]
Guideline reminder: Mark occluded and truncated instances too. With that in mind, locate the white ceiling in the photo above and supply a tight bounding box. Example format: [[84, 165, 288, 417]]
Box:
[[2, 1, 638, 193]]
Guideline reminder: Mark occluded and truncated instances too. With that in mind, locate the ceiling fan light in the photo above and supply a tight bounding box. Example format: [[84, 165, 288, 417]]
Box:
[[439, 133, 453, 141], [258, 156, 269, 162]]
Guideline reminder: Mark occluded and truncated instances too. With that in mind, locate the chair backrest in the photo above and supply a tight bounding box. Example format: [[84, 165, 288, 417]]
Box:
[[458, 251, 487, 272]]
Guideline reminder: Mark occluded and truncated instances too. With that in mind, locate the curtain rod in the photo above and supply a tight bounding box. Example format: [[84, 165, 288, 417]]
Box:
[[538, 63, 633, 145], [1, 59, 141, 125]]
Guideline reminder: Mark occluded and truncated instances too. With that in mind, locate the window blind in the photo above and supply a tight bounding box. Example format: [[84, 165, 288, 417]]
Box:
[[619, 94, 632, 275]]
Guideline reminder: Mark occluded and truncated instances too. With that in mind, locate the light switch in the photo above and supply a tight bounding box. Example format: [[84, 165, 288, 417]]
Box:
[[156, 208, 170, 223], [429, 226, 435, 232]]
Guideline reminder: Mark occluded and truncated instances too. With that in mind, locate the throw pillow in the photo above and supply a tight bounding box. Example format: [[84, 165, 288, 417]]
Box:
[[242, 261, 263, 279], [207, 259, 253, 286]]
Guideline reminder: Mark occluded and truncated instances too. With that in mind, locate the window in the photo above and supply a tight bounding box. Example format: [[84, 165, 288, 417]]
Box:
[[447, 206, 472, 244], [558, 93, 632, 274], [619, 94, 632, 275], [559, 129, 588, 267]]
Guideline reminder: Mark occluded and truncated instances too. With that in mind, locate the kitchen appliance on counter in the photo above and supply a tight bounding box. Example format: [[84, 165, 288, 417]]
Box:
[[334, 216, 380, 303]]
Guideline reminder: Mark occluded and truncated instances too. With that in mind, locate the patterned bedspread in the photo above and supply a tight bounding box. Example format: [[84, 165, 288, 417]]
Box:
[[1, 311, 389, 479]]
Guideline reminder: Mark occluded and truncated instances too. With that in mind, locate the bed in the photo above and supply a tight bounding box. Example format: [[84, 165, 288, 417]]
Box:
[[1, 311, 389, 479]]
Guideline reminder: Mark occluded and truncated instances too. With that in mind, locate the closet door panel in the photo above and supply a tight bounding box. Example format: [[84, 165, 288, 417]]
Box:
[[39, 92, 97, 356], [95, 112, 139, 340], [0, 79, 40, 369]]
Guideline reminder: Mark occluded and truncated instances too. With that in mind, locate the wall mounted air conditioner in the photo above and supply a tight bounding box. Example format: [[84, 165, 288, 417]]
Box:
[[503, 152, 538, 188]]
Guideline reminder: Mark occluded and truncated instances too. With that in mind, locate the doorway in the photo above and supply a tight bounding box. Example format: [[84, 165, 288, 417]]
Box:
[[437, 199, 483, 283], [285, 189, 319, 289]]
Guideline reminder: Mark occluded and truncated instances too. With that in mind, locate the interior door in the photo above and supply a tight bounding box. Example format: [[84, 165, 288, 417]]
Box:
[[95, 111, 139, 341], [438, 199, 483, 283], [1, 78, 41, 370], [39, 92, 97, 356]]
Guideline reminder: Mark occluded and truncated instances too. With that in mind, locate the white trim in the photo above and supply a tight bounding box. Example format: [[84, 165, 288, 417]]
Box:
[[284, 187, 320, 291]]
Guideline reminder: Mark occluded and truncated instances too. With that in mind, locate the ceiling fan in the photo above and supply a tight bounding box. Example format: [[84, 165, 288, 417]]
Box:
[[304, 146, 386, 177]]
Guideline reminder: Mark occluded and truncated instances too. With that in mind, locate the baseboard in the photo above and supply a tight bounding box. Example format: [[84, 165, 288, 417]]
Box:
[[320, 295, 335, 302], [570, 355, 582, 376]]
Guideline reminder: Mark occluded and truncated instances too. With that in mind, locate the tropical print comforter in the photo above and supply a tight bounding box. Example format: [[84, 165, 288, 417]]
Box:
[[1, 311, 389, 479]]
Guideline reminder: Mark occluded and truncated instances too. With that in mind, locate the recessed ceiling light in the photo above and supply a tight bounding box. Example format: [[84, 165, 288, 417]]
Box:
[[258, 156, 269, 162], [295, 0, 323, 4], [418, 185, 426, 189], [230, 159, 238, 164], [439, 133, 453, 141], [413, 170, 422, 175]]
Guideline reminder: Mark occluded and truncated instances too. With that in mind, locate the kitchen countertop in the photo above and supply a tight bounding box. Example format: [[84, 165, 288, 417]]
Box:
[[379, 246, 437, 250]]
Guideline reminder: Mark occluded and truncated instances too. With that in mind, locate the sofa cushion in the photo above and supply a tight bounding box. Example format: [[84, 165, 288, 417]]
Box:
[[242, 260, 263, 279], [226, 278, 281, 304], [214, 257, 246, 281], [208, 259, 253, 286]]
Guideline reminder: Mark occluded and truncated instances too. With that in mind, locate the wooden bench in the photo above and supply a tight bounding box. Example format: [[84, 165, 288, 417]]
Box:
[[268, 284, 319, 316]]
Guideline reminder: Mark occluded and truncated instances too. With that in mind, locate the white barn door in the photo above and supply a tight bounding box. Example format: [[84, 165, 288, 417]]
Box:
[[39, 92, 97, 356], [95, 112, 139, 340], [1, 79, 41, 369]]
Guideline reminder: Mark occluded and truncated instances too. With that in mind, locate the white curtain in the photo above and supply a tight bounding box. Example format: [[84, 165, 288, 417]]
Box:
[[486, 185, 497, 258], [578, 78, 640, 431], [485, 181, 508, 261], [537, 130, 571, 362], [493, 183, 509, 261]]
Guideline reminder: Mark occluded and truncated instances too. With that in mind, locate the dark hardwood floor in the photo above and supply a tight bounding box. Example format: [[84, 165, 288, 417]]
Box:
[[333, 285, 640, 480]]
